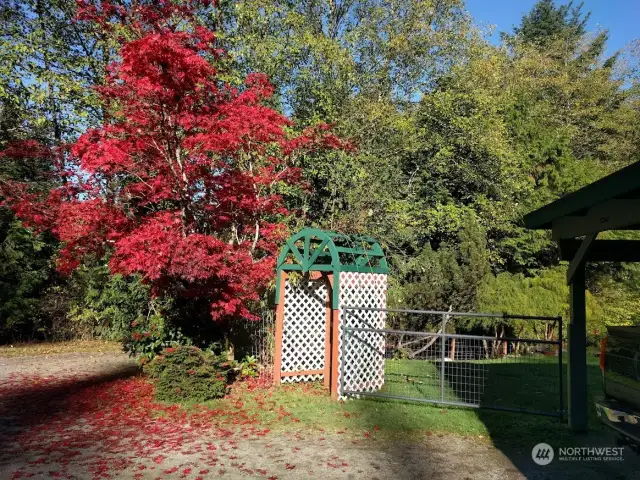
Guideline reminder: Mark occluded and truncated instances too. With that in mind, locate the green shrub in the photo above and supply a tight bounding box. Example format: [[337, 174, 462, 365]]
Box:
[[238, 355, 259, 378], [123, 302, 193, 361], [0, 217, 56, 342], [143, 346, 233, 403], [66, 265, 152, 341]]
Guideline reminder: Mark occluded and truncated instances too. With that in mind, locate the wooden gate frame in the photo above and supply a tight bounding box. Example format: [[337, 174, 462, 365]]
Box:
[[273, 270, 341, 399]]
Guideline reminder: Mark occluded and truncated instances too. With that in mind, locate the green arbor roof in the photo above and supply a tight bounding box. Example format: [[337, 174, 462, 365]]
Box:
[[277, 227, 388, 274], [275, 227, 388, 306]]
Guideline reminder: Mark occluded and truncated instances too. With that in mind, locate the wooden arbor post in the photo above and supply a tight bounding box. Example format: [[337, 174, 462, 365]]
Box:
[[327, 274, 340, 400], [272, 270, 286, 386]]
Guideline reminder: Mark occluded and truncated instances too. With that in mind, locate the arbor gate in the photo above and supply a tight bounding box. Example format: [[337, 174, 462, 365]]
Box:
[[272, 227, 389, 399], [339, 307, 564, 418], [272, 228, 564, 418]]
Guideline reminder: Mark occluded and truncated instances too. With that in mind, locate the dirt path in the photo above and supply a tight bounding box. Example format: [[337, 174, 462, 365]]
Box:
[[0, 351, 136, 377], [0, 353, 635, 479]]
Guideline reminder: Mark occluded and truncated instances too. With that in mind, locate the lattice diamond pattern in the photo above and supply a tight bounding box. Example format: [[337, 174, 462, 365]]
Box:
[[338, 272, 387, 398], [280, 277, 327, 383]]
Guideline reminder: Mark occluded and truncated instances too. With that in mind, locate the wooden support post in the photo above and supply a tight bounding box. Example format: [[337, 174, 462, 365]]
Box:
[[325, 274, 340, 399], [324, 274, 332, 389], [568, 263, 588, 432], [273, 270, 287, 386], [330, 307, 340, 400], [449, 338, 456, 360]]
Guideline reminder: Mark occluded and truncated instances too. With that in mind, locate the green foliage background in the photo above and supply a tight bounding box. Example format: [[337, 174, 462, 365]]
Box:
[[1, 0, 640, 348]]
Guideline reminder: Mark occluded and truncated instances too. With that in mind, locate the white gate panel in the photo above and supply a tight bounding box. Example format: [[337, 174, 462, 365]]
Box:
[[280, 277, 327, 383], [338, 272, 387, 398]]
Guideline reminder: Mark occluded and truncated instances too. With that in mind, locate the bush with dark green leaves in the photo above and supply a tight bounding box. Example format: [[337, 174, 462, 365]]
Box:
[[143, 346, 233, 403], [0, 216, 56, 342], [67, 264, 153, 341]]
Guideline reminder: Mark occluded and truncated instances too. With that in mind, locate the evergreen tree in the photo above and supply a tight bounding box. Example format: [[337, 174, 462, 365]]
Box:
[[511, 0, 589, 47]]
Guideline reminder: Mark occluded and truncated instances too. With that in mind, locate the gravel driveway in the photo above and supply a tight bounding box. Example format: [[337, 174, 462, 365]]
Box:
[[0, 352, 636, 479]]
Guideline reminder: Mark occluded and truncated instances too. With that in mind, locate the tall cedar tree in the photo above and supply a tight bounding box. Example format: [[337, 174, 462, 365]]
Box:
[[512, 0, 589, 46], [0, 0, 347, 322]]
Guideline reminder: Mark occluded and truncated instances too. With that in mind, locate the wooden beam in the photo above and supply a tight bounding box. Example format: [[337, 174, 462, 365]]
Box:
[[566, 233, 596, 284], [281, 369, 324, 377], [330, 308, 340, 400], [559, 239, 640, 262], [524, 161, 640, 229], [552, 199, 640, 240]]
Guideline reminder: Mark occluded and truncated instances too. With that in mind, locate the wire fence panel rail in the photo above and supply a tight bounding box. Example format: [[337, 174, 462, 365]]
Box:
[[340, 307, 564, 418]]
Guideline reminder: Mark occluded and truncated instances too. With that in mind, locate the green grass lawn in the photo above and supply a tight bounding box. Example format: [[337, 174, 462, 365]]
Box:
[[380, 355, 564, 416], [202, 355, 605, 449]]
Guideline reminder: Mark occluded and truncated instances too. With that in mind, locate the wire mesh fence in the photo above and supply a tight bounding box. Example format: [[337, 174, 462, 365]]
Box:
[[239, 314, 275, 386], [341, 307, 564, 417]]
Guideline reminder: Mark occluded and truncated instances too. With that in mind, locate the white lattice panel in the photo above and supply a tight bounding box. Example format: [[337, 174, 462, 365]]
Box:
[[338, 272, 387, 398], [280, 277, 327, 383]]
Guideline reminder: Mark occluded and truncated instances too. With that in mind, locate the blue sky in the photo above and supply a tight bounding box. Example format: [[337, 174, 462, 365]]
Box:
[[465, 0, 640, 55]]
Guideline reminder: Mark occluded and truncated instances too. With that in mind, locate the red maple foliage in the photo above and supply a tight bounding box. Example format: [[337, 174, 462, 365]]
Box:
[[1, 0, 348, 321]]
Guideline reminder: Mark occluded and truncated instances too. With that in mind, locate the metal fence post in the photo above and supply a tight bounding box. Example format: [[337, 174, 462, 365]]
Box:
[[441, 313, 447, 402]]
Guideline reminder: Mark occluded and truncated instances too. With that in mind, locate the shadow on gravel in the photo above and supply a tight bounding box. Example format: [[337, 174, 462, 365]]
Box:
[[342, 361, 639, 479], [475, 362, 640, 479], [0, 364, 140, 446]]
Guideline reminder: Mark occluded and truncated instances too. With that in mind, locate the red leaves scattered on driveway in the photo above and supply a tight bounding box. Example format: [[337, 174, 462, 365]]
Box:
[[0, 370, 355, 479], [0, 372, 275, 479]]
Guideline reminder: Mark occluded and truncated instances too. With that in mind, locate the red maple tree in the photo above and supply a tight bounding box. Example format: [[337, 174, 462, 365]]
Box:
[[1, 0, 347, 321]]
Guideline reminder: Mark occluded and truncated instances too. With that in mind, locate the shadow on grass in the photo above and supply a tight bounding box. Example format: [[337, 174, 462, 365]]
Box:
[[444, 358, 564, 416]]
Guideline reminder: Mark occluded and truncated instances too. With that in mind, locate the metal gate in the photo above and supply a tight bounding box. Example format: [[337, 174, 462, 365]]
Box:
[[339, 307, 564, 417]]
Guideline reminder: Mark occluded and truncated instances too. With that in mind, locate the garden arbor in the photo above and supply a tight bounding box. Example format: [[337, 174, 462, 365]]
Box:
[[273, 228, 388, 399], [525, 160, 640, 432]]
